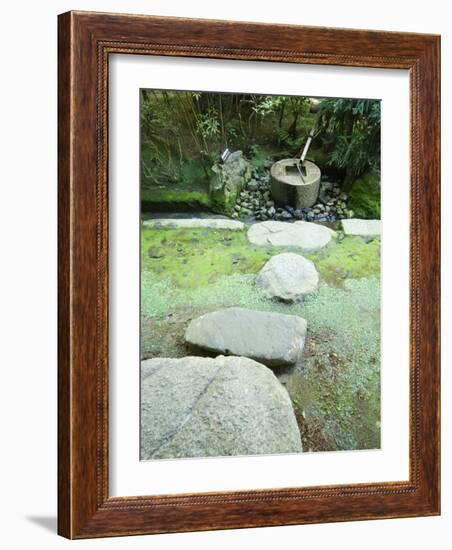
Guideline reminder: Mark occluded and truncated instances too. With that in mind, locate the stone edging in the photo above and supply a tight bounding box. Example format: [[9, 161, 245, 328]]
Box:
[[142, 218, 245, 230]]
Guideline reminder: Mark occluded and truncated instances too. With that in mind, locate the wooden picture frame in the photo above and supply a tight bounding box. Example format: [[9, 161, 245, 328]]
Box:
[[58, 10, 440, 539]]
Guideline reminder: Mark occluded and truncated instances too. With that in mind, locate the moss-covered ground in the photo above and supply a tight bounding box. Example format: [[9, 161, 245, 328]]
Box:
[[141, 224, 381, 452], [141, 181, 211, 212]]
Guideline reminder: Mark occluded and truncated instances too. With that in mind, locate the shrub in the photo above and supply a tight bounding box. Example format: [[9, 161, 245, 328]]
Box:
[[348, 171, 381, 219], [318, 99, 381, 184]]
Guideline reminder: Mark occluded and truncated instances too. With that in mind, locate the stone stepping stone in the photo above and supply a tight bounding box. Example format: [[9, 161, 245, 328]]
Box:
[[141, 355, 302, 459], [247, 220, 335, 251], [341, 218, 381, 237], [142, 218, 244, 230], [185, 307, 307, 367], [256, 253, 319, 302]]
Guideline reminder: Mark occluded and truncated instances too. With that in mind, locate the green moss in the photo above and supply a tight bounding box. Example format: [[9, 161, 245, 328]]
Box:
[[307, 236, 380, 287], [141, 187, 211, 212], [140, 225, 381, 452], [209, 188, 237, 216], [141, 227, 271, 290], [287, 278, 381, 451], [141, 228, 381, 312], [348, 171, 381, 219]]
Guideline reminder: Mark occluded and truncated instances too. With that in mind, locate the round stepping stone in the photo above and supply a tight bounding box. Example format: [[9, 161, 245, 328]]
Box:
[[256, 253, 319, 302], [185, 307, 307, 367], [247, 220, 335, 251]]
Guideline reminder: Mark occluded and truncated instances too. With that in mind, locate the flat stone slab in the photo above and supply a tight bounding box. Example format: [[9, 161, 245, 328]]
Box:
[[141, 355, 302, 459], [341, 218, 381, 237], [185, 307, 307, 367], [247, 221, 335, 251], [256, 253, 319, 302], [142, 218, 245, 230]]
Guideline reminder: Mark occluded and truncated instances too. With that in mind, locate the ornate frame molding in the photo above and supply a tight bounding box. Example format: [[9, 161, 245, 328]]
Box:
[[58, 11, 440, 538]]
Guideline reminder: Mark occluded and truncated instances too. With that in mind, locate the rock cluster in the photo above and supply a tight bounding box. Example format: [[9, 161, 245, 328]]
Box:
[[231, 168, 272, 219], [231, 168, 354, 222], [315, 179, 355, 221]]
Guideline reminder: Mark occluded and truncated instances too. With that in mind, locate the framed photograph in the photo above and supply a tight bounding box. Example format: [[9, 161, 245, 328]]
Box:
[[58, 11, 440, 538]]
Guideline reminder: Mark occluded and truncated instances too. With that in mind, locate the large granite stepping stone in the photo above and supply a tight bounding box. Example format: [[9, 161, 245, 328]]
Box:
[[256, 252, 319, 302], [142, 218, 244, 230], [247, 220, 335, 251], [185, 307, 307, 367], [141, 355, 302, 459], [341, 218, 381, 237]]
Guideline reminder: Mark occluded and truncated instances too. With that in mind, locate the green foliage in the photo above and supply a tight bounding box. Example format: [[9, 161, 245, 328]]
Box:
[[318, 99, 381, 182], [251, 95, 283, 117], [140, 91, 314, 186], [196, 108, 221, 139], [248, 144, 269, 171], [348, 171, 381, 219], [271, 98, 313, 156], [140, 90, 216, 188], [305, 146, 330, 170], [140, 91, 381, 215]]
